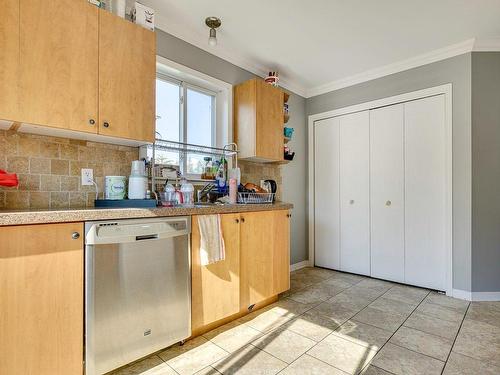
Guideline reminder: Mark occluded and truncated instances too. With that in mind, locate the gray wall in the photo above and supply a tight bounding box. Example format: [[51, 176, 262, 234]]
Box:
[[471, 52, 500, 293], [307, 54, 473, 292], [155, 30, 309, 265]]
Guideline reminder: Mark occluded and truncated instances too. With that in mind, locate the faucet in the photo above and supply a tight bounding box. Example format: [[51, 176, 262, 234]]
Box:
[[197, 183, 216, 203]]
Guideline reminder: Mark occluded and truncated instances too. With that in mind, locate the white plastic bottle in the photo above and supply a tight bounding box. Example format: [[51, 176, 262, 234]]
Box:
[[180, 178, 194, 207]]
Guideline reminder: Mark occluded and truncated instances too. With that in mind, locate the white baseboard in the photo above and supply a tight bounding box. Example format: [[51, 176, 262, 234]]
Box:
[[452, 289, 472, 301], [290, 260, 311, 272], [471, 291, 500, 302], [452, 289, 500, 301]]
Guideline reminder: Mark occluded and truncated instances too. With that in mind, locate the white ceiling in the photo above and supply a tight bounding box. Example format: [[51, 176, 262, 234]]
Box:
[[137, 0, 500, 97]]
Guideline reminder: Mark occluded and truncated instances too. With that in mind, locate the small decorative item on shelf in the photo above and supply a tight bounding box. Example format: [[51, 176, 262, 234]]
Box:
[[284, 127, 294, 139], [284, 102, 290, 123], [132, 2, 155, 30], [284, 145, 295, 161], [265, 71, 279, 87], [88, 0, 103, 7]]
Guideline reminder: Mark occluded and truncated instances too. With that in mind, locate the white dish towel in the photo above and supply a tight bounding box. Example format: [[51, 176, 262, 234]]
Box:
[[198, 215, 225, 266]]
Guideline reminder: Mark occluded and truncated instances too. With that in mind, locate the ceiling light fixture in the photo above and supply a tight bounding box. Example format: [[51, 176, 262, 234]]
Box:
[[205, 17, 221, 47]]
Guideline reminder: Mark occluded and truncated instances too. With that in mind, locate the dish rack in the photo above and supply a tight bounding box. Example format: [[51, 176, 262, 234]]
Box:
[[237, 192, 275, 204]]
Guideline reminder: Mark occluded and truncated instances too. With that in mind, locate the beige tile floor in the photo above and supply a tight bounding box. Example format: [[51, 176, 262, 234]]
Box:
[[110, 267, 500, 375]]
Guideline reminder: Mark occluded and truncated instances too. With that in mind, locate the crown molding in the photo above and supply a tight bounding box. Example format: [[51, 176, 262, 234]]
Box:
[[154, 15, 308, 97], [153, 17, 500, 100], [306, 38, 476, 98], [473, 36, 500, 51]]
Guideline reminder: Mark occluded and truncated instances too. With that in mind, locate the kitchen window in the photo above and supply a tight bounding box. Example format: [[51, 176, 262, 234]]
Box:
[[154, 73, 217, 177]]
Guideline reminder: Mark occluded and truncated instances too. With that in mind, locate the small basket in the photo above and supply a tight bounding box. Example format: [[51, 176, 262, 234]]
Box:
[[237, 192, 275, 204]]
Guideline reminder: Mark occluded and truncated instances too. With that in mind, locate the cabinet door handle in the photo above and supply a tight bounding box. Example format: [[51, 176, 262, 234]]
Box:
[[241, 217, 245, 223], [235, 218, 240, 223], [103, 122, 110, 128], [89, 119, 95, 125], [386, 200, 392, 206], [71, 232, 80, 240]]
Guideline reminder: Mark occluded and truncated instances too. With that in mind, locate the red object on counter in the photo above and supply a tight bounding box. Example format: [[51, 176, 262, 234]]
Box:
[[0, 170, 19, 187]]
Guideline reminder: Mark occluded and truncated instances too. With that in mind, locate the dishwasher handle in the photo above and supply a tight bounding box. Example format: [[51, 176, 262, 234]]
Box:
[[136, 234, 159, 241]]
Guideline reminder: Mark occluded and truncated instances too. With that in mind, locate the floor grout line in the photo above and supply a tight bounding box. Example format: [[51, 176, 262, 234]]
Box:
[[356, 289, 432, 373], [121, 268, 483, 375], [440, 302, 471, 375]]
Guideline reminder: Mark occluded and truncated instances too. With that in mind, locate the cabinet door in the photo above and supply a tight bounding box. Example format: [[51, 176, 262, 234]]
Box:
[[273, 210, 291, 295], [314, 117, 341, 269], [405, 95, 447, 291], [0, 0, 19, 122], [240, 211, 275, 308], [19, 0, 98, 132], [0, 223, 84, 375], [256, 80, 283, 161], [370, 104, 405, 282], [191, 214, 240, 333], [99, 10, 156, 142], [340, 111, 370, 275]]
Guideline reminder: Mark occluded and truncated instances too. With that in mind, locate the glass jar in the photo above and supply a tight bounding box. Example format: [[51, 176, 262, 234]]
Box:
[[203, 157, 213, 180]]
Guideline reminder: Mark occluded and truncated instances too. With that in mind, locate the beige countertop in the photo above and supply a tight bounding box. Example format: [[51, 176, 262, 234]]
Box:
[[0, 202, 293, 226]]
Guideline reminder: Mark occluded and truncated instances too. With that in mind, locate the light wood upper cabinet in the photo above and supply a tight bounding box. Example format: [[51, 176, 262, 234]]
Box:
[[0, 223, 84, 375], [19, 0, 99, 133], [99, 10, 156, 142], [0, 0, 20, 122], [191, 213, 241, 334], [272, 210, 291, 295], [234, 79, 284, 162]]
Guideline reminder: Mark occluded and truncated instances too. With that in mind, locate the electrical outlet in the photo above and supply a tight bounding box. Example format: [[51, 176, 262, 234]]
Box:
[[81, 168, 94, 186]]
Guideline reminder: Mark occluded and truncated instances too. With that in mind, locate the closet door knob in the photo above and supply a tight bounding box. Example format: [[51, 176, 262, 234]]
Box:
[[72, 232, 80, 240], [386, 200, 392, 206], [241, 217, 245, 223], [103, 122, 110, 128], [235, 218, 240, 223], [349, 200, 355, 205], [89, 119, 95, 125]]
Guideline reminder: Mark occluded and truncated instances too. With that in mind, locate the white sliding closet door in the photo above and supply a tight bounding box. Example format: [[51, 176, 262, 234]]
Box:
[[340, 111, 370, 275], [314, 117, 341, 269], [404, 95, 447, 291], [370, 104, 405, 282]]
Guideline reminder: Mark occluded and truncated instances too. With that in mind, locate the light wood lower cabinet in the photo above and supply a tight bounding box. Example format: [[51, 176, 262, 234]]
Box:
[[240, 211, 276, 308], [272, 210, 291, 295], [191, 210, 291, 333], [240, 210, 291, 308], [0, 223, 84, 375], [191, 213, 241, 333]]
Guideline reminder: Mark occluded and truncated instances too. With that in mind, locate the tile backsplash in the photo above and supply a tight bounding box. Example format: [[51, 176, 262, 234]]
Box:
[[0, 130, 284, 210], [0, 130, 138, 209]]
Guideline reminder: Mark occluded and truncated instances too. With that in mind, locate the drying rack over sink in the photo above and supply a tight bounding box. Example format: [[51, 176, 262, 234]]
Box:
[[143, 140, 239, 201], [152, 139, 238, 158]]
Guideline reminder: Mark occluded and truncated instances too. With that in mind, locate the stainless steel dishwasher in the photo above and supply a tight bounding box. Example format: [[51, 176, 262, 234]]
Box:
[[85, 217, 191, 375]]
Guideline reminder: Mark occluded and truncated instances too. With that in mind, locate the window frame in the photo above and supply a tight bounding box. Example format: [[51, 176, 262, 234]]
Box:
[[155, 73, 217, 179]]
